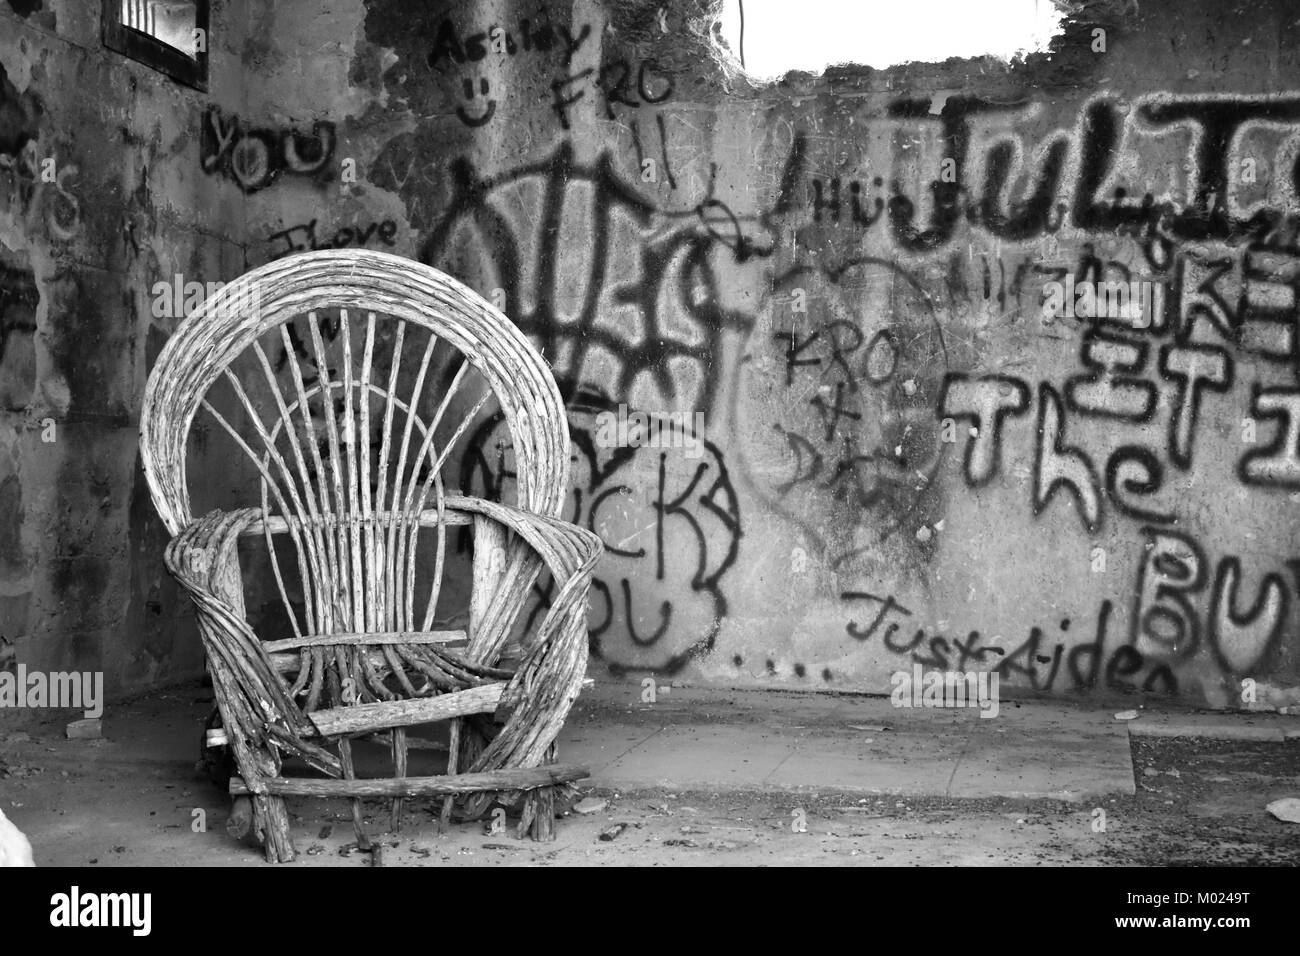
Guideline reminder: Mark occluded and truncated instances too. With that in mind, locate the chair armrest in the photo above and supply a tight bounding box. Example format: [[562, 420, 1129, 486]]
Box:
[[439, 496, 603, 772], [165, 509, 321, 788]]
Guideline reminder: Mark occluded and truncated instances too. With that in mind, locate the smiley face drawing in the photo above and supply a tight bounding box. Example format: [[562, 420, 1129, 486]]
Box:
[[456, 76, 497, 127]]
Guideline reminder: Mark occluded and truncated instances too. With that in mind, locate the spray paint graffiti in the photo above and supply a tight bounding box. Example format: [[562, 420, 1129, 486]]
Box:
[[425, 16, 593, 127], [0, 66, 80, 242], [731, 257, 951, 566], [200, 106, 336, 193], [0, 256, 37, 410], [941, 232, 1300, 535], [266, 217, 398, 261], [842, 592, 1179, 695], [414, 142, 777, 415], [799, 93, 1300, 254], [356, 0, 1300, 703], [461, 386, 740, 674]]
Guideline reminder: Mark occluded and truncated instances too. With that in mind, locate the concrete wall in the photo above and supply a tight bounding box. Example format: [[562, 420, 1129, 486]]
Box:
[[0, 0, 254, 707], [4, 0, 1300, 712]]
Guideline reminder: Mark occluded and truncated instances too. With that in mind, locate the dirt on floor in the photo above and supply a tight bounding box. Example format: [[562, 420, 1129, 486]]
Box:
[[2, 687, 1299, 866]]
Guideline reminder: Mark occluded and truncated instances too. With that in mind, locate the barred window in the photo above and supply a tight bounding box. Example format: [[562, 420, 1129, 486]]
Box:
[[102, 0, 209, 91]]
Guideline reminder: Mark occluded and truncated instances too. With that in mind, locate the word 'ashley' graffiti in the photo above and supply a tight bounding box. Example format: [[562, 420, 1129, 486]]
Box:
[[890, 664, 999, 718], [594, 403, 705, 459], [0, 664, 103, 718]]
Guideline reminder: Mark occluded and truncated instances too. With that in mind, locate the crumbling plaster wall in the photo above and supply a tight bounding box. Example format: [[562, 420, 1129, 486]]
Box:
[[0, 0, 254, 712]]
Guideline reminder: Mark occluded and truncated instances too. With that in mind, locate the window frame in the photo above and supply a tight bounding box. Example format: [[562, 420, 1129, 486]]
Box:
[[101, 0, 210, 92]]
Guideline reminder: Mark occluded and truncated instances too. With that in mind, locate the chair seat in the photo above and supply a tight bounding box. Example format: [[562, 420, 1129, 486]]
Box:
[[306, 682, 506, 737], [262, 629, 467, 653]]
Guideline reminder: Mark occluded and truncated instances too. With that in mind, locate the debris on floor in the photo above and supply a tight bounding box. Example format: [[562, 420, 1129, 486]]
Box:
[[598, 822, 628, 841], [1266, 798, 1300, 823], [65, 719, 102, 740]]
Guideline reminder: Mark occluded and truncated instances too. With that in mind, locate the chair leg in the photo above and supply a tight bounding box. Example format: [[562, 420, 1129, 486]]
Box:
[[439, 720, 461, 833], [338, 737, 371, 850], [390, 728, 407, 832], [525, 786, 556, 842], [252, 795, 296, 863]]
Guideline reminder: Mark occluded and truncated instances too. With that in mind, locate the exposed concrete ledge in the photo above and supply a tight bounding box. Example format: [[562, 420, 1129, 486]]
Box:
[[1126, 710, 1300, 743]]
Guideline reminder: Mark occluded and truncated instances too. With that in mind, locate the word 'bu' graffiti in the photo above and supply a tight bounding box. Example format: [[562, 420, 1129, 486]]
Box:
[[1132, 527, 1293, 677]]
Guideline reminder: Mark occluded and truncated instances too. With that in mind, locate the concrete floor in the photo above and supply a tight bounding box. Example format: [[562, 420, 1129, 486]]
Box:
[[2, 682, 1299, 866]]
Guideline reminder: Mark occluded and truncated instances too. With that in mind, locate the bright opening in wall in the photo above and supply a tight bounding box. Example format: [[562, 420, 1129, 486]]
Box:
[[716, 0, 1068, 80]]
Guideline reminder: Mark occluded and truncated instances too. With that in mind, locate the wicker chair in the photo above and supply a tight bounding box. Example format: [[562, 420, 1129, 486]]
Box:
[[139, 249, 602, 862]]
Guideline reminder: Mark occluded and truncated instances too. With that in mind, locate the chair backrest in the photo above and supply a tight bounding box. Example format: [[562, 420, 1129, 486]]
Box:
[[140, 249, 570, 640]]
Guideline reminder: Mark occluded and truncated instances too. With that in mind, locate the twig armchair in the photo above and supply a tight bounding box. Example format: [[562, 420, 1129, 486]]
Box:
[[139, 249, 601, 862]]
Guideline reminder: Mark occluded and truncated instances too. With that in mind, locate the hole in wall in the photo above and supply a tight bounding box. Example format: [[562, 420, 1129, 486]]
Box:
[[713, 0, 1069, 81]]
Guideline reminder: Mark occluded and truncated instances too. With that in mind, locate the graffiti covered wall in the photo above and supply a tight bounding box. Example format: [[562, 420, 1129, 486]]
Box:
[[220, 0, 1300, 710], [8, 0, 1300, 712]]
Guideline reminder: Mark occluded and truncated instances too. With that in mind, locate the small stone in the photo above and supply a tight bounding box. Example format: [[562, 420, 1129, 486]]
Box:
[[1113, 710, 1140, 721], [916, 525, 933, 543], [572, 797, 608, 815], [65, 718, 101, 740], [1266, 798, 1300, 823], [598, 823, 628, 842], [902, 379, 917, 396]]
